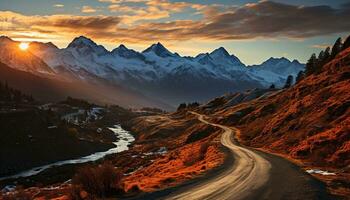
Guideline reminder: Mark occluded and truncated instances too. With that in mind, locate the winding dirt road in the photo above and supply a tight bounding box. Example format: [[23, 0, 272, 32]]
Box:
[[166, 112, 271, 200], [132, 112, 332, 200]]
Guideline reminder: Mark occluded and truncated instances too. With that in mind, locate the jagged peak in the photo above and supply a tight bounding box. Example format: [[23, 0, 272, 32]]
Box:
[[112, 44, 130, 52], [112, 44, 145, 60], [144, 42, 167, 52], [117, 44, 127, 49], [143, 42, 174, 57], [67, 35, 108, 55], [67, 36, 97, 48], [262, 57, 292, 65], [195, 52, 210, 58], [210, 47, 230, 57]]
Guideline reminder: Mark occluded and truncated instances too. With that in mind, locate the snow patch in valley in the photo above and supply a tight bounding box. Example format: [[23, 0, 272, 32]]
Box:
[[306, 169, 336, 176]]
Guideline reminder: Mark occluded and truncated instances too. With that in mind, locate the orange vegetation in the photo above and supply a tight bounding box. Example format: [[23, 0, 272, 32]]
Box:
[[123, 112, 225, 192], [200, 48, 350, 197]]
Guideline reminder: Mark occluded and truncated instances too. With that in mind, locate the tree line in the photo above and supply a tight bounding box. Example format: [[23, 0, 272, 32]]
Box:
[[0, 81, 34, 103], [177, 102, 200, 111], [283, 34, 350, 88], [300, 35, 350, 81]]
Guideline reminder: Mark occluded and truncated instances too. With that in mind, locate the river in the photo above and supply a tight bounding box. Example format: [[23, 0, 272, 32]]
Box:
[[0, 125, 134, 181]]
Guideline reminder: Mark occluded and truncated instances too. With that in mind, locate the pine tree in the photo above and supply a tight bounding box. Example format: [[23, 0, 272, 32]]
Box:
[[283, 75, 293, 89], [317, 50, 325, 62], [296, 71, 304, 83], [323, 47, 331, 64], [314, 50, 325, 74], [342, 35, 350, 51], [305, 53, 317, 76], [177, 103, 187, 111], [269, 84, 275, 89], [330, 37, 342, 59]]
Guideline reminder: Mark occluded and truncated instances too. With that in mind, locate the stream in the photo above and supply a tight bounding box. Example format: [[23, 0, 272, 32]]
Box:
[[0, 125, 134, 181]]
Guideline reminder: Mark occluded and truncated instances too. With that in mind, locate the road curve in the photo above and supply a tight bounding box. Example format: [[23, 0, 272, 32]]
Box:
[[129, 112, 333, 200], [166, 112, 272, 200]]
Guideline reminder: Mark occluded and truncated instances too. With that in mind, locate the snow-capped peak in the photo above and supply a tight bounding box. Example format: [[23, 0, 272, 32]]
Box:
[[247, 56, 305, 86], [263, 57, 290, 65], [209, 47, 245, 67], [68, 36, 96, 48], [112, 44, 145, 60], [67, 36, 108, 56], [143, 42, 174, 57], [210, 47, 230, 58]]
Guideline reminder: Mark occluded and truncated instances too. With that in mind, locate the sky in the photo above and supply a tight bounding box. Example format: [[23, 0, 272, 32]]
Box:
[[0, 0, 349, 65]]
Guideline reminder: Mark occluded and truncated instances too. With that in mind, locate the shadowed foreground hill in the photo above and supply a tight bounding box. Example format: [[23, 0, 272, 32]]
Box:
[[198, 47, 349, 197]]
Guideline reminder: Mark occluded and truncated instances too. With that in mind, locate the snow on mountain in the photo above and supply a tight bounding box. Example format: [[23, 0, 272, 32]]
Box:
[[67, 36, 108, 56], [111, 44, 145, 60], [143, 42, 176, 58], [209, 47, 245, 68], [0, 35, 305, 105], [257, 57, 304, 76], [247, 57, 305, 87]]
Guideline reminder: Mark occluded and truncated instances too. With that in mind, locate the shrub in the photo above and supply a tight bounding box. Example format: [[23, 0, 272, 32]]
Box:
[[1, 187, 31, 200], [185, 127, 214, 144], [183, 142, 210, 166], [126, 184, 141, 194], [72, 163, 124, 198], [69, 185, 86, 200]]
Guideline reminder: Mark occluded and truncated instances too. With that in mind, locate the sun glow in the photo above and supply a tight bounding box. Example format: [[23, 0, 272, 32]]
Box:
[[19, 42, 29, 51]]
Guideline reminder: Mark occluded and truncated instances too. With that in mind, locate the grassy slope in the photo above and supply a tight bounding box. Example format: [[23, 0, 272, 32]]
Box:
[[120, 112, 225, 192], [202, 48, 350, 197]]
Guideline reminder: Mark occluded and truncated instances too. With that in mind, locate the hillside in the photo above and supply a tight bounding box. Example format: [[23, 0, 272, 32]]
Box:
[[196, 47, 350, 197], [0, 62, 170, 109], [1, 36, 304, 106], [0, 85, 117, 178]]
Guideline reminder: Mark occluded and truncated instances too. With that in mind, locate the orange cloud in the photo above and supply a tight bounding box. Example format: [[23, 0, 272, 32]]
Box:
[[1, 1, 350, 45], [81, 6, 98, 13]]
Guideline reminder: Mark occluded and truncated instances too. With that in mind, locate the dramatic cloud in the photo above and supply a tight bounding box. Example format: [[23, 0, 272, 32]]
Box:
[[106, 0, 205, 24], [0, 11, 121, 42], [1, 1, 349, 44], [195, 1, 350, 39], [110, 1, 350, 42]]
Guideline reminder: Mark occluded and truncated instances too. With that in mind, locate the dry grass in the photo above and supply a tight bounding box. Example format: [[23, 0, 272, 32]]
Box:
[[71, 163, 123, 198]]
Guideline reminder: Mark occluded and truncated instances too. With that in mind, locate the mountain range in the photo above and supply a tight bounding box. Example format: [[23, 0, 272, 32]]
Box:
[[0, 36, 304, 109]]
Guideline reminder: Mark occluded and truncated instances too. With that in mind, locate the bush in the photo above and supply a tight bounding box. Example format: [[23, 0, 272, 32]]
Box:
[[185, 127, 214, 144], [72, 163, 124, 198], [126, 184, 141, 194], [1, 187, 31, 200], [199, 142, 210, 160], [183, 142, 210, 166]]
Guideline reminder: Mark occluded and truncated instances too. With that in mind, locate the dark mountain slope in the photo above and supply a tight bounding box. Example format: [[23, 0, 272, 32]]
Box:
[[0, 62, 171, 109]]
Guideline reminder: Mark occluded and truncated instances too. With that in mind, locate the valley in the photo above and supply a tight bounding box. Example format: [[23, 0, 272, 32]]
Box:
[[0, 13, 349, 199]]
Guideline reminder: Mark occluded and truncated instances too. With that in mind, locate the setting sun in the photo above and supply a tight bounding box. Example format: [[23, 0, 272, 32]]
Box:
[[19, 42, 29, 50]]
